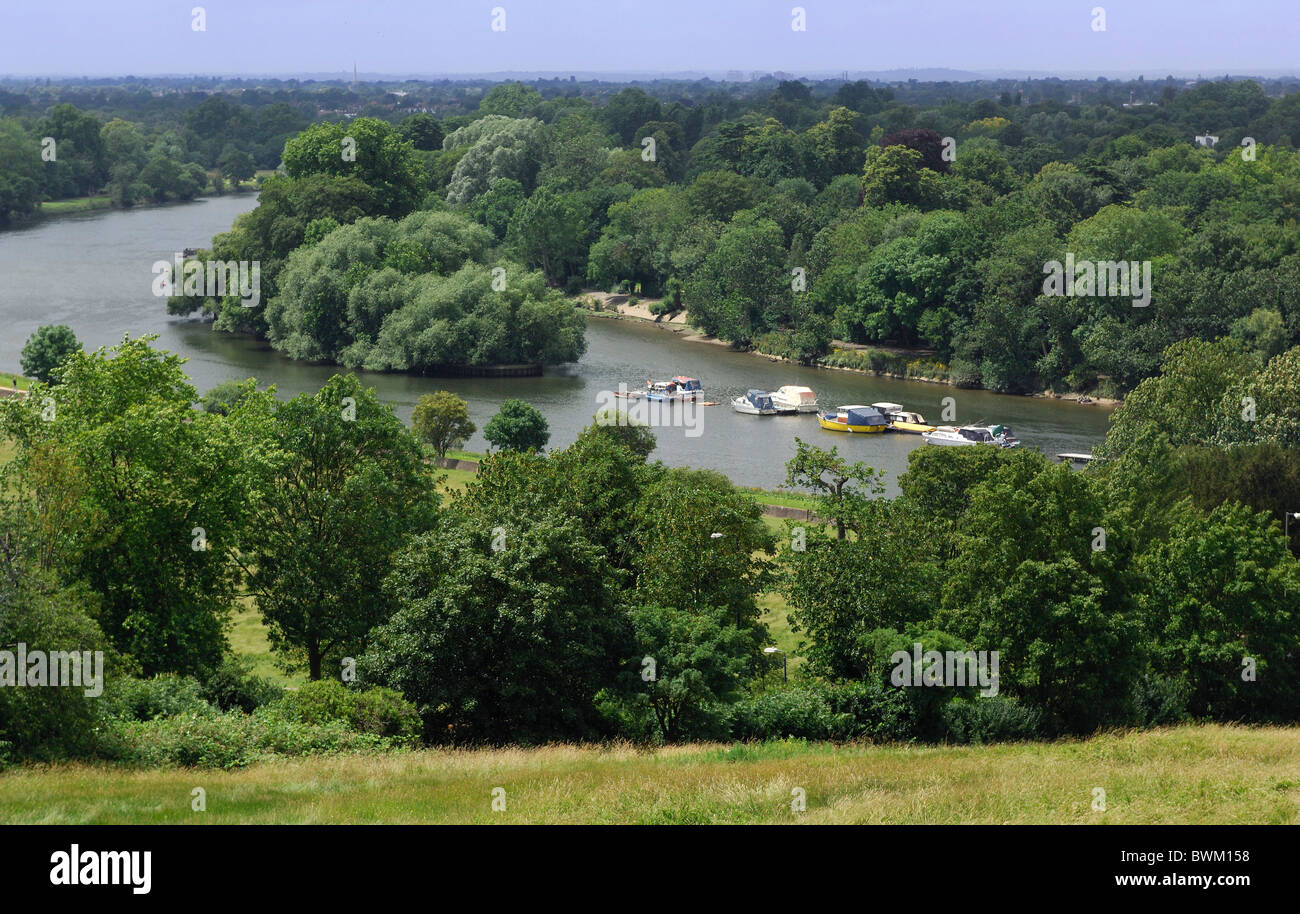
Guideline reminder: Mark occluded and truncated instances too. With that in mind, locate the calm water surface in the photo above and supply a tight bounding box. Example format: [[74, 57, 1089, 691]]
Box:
[[0, 195, 1113, 492]]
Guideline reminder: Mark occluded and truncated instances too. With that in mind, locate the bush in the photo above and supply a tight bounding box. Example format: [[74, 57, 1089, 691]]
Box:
[[199, 657, 284, 713], [265, 680, 422, 745], [103, 674, 214, 722], [941, 696, 1043, 744], [729, 687, 848, 741], [1130, 673, 1191, 727], [0, 571, 116, 760], [112, 711, 400, 769], [822, 680, 920, 743]]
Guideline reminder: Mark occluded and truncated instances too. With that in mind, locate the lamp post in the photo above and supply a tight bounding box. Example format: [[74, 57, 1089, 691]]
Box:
[[763, 646, 787, 683]]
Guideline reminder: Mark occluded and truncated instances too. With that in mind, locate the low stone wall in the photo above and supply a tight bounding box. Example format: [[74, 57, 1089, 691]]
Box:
[[0, 387, 28, 399], [431, 457, 480, 471]]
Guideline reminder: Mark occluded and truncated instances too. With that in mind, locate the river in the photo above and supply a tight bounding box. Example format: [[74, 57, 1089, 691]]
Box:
[[0, 195, 1113, 492]]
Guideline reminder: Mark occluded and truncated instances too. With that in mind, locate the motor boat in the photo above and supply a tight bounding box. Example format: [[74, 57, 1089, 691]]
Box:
[[871, 402, 937, 434], [817, 404, 888, 433], [732, 389, 779, 415], [921, 424, 1020, 447], [771, 385, 819, 414]]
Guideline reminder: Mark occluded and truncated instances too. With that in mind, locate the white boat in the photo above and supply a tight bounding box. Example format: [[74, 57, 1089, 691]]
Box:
[[731, 389, 779, 415], [922, 424, 1020, 448], [771, 385, 819, 414]]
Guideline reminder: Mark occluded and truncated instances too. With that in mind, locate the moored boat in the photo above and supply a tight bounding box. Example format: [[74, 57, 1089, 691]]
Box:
[[772, 385, 819, 414], [817, 404, 888, 433], [640, 376, 703, 401], [732, 389, 778, 415], [871, 402, 937, 434], [921, 424, 1020, 447]]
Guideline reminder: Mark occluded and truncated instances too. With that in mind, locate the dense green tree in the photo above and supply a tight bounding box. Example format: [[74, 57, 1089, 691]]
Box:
[[362, 514, 631, 743], [239, 375, 438, 680], [1137, 502, 1300, 719], [19, 325, 80, 383], [411, 390, 476, 459], [483, 398, 550, 452], [281, 117, 424, 216], [1, 337, 259, 676]]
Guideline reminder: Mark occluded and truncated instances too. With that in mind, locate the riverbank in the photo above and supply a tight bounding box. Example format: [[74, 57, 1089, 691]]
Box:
[[576, 293, 1122, 408], [11, 188, 259, 225]]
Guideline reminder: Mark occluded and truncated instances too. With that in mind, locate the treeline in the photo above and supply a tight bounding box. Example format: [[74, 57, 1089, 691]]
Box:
[[0, 94, 313, 223], [173, 76, 1300, 394], [3, 336, 1299, 763]]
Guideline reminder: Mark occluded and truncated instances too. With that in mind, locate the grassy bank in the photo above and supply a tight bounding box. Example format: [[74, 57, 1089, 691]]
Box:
[[2, 724, 1295, 824], [37, 195, 115, 215], [0, 371, 33, 391]]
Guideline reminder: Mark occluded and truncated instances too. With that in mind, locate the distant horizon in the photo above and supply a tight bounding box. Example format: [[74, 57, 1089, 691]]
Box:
[[4, 68, 1299, 83], [2, 0, 1296, 79]]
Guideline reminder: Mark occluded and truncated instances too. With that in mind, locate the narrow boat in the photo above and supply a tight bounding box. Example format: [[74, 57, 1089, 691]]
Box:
[[922, 424, 1020, 448], [871, 402, 937, 434], [772, 385, 819, 414], [732, 389, 779, 415], [817, 404, 888, 433]]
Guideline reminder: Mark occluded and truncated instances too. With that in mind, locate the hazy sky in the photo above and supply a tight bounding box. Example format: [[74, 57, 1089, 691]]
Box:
[[2, 0, 1296, 78]]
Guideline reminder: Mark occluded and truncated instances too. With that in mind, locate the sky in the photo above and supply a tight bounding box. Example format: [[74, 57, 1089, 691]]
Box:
[[1, 0, 1296, 79]]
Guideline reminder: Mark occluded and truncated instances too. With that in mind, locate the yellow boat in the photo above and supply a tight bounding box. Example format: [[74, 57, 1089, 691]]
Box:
[[818, 405, 888, 433], [872, 402, 937, 434]]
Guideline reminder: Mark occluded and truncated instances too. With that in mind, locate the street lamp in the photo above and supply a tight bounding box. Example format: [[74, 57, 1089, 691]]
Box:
[[1287, 512, 1300, 539], [763, 646, 787, 683]]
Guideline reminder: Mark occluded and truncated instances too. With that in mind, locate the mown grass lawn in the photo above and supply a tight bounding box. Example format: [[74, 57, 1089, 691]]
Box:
[[2, 725, 1296, 824]]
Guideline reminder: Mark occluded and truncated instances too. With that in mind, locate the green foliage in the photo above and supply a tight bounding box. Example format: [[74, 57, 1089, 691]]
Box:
[[264, 211, 585, 372], [0, 565, 115, 760], [198, 656, 284, 713], [362, 515, 632, 744], [624, 604, 754, 742], [411, 390, 476, 459], [1136, 502, 1300, 719], [19, 325, 80, 383], [104, 674, 213, 722], [483, 398, 549, 452], [941, 697, 1042, 744], [1, 336, 259, 676], [281, 117, 425, 217], [240, 374, 438, 680], [265, 680, 421, 744], [110, 710, 404, 769]]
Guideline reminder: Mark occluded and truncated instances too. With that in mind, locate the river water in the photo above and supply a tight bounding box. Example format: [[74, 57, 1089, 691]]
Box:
[[0, 195, 1112, 492]]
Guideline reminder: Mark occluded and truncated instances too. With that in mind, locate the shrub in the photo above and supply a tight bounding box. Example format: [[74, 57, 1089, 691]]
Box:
[[1130, 673, 1191, 727], [112, 711, 400, 769], [729, 687, 848, 741], [941, 696, 1043, 744], [199, 657, 284, 713], [104, 674, 214, 722], [265, 680, 422, 745], [822, 680, 920, 743]]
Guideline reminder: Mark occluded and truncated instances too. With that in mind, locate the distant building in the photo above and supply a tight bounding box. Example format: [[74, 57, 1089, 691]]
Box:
[[1194, 132, 1220, 147]]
